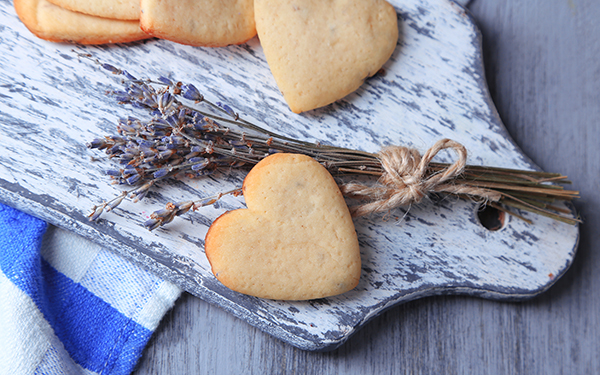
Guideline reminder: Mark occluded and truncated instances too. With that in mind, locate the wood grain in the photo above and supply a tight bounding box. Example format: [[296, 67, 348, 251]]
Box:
[[133, 0, 600, 373], [1, 0, 580, 351]]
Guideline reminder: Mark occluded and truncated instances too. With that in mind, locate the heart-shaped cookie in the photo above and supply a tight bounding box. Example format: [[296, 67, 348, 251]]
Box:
[[254, 0, 398, 113], [205, 153, 361, 300]]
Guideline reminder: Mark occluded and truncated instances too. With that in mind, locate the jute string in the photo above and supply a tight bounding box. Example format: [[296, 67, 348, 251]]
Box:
[[340, 139, 502, 217]]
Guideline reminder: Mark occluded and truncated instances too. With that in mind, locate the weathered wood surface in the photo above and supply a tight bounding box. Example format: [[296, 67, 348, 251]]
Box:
[[133, 0, 600, 373], [0, 0, 583, 358]]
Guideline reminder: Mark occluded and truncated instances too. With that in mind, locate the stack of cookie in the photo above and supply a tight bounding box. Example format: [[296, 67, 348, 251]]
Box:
[[14, 0, 256, 46], [14, 0, 256, 47], [15, 0, 398, 113], [14, 0, 147, 44]]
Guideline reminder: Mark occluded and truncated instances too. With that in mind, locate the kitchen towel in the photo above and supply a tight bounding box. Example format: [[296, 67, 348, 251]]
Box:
[[0, 203, 181, 374]]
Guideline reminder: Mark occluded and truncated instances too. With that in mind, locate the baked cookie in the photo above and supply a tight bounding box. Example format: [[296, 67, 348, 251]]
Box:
[[140, 0, 256, 47], [254, 0, 398, 113], [15, 0, 148, 45], [45, 0, 140, 21], [205, 153, 361, 300]]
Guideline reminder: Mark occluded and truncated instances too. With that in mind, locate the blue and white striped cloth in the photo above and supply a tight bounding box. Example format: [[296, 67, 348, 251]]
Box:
[[0, 203, 182, 374]]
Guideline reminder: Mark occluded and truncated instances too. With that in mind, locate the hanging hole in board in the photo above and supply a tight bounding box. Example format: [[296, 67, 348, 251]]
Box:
[[477, 204, 506, 231]]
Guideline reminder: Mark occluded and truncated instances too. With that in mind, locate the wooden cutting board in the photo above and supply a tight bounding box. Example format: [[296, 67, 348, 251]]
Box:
[[0, 0, 578, 350]]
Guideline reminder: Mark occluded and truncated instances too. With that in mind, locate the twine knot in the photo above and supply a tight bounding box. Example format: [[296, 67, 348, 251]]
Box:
[[341, 139, 501, 217]]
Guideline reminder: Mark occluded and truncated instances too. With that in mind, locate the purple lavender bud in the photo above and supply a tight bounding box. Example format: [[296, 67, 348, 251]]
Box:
[[130, 182, 153, 201], [174, 201, 193, 216], [158, 76, 173, 86], [153, 168, 169, 179], [107, 194, 126, 211], [102, 63, 121, 74], [160, 135, 183, 143], [222, 104, 237, 118], [118, 124, 137, 134], [138, 148, 155, 157], [191, 161, 208, 171], [87, 138, 106, 149], [122, 70, 137, 81], [159, 147, 176, 156], [162, 211, 177, 224], [158, 92, 174, 112], [137, 140, 155, 148], [188, 157, 205, 163], [107, 145, 125, 155], [115, 96, 131, 103], [153, 208, 172, 219], [106, 169, 121, 177], [182, 84, 203, 101], [88, 205, 104, 221], [118, 154, 135, 164], [127, 86, 143, 97], [139, 83, 154, 97], [112, 90, 133, 102], [197, 197, 218, 207], [229, 140, 248, 149], [132, 189, 149, 202], [125, 174, 141, 185], [125, 145, 139, 154], [164, 114, 179, 128], [123, 165, 137, 175], [178, 108, 187, 121], [192, 113, 205, 125], [124, 150, 140, 158], [144, 218, 162, 231], [141, 97, 158, 108], [142, 153, 158, 162]]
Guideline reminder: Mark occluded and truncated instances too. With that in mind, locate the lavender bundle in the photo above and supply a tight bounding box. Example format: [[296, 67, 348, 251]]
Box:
[[83, 55, 580, 230]]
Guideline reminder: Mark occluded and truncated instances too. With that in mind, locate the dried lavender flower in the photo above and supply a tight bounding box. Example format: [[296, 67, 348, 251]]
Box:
[[142, 189, 242, 230], [80, 52, 579, 229]]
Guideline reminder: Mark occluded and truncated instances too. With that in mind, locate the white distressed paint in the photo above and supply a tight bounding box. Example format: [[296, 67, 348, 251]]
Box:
[[0, 0, 579, 350]]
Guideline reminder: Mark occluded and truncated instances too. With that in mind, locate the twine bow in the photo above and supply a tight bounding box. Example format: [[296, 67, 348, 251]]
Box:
[[340, 139, 502, 217]]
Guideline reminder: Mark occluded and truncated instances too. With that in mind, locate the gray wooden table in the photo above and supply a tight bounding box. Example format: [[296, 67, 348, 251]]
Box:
[[133, 0, 600, 373]]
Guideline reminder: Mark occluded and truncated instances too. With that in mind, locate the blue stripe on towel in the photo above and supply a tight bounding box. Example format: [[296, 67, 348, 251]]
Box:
[[0, 204, 47, 300], [41, 259, 152, 373], [0, 204, 155, 375]]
